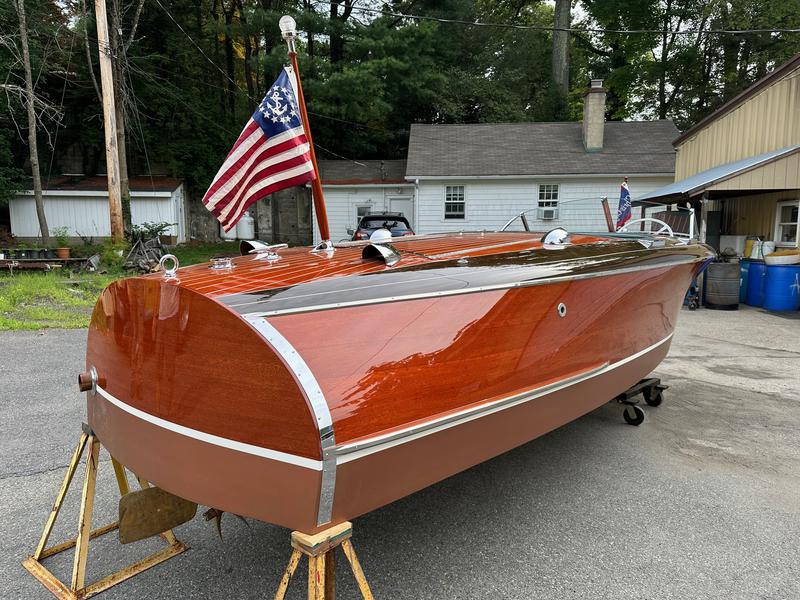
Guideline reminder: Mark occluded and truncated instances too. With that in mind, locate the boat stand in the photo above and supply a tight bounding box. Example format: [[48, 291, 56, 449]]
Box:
[[274, 521, 374, 600], [22, 424, 187, 600], [613, 377, 668, 426]]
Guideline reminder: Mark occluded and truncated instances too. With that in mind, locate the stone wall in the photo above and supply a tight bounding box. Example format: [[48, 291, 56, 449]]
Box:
[[187, 185, 313, 245]]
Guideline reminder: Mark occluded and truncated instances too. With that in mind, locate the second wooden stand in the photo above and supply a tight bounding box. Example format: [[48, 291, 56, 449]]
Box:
[[274, 521, 374, 600]]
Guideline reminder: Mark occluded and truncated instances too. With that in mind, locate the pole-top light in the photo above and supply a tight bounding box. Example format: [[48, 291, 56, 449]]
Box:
[[279, 15, 297, 39]]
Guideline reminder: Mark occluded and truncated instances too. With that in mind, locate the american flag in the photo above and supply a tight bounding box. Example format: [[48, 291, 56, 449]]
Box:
[[202, 67, 316, 231], [616, 179, 631, 229]]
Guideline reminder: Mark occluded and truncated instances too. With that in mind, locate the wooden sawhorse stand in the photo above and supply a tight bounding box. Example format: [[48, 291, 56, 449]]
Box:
[[22, 425, 187, 599], [274, 521, 374, 600]]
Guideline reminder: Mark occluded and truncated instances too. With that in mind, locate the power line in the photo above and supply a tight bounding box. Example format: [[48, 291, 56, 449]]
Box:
[[313, 0, 800, 35]]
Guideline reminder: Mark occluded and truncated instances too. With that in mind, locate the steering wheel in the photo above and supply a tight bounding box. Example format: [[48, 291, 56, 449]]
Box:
[[618, 218, 673, 237]]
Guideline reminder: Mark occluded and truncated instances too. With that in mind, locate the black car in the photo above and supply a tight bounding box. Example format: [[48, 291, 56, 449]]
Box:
[[350, 213, 415, 240]]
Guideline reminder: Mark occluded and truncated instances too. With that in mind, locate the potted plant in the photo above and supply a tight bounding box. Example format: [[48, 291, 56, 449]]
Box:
[[53, 226, 71, 259]]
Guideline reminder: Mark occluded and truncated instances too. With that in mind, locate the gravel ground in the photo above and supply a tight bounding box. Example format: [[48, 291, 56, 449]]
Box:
[[1, 306, 798, 599]]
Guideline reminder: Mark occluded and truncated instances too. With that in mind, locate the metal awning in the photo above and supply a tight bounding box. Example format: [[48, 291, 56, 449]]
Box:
[[635, 144, 800, 204]]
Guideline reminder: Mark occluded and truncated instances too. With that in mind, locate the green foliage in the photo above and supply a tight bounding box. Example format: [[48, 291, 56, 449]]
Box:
[[171, 242, 239, 266], [4, 0, 800, 200], [99, 241, 130, 271], [52, 226, 70, 247], [128, 221, 175, 243], [0, 126, 25, 205], [0, 273, 117, 330]]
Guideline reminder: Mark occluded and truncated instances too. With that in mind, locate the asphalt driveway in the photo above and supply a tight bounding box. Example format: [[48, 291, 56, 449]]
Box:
[[1, 306, 798, 599]]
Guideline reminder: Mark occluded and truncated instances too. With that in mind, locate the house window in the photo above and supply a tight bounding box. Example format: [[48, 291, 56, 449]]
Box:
[[355, 204, 371, 224], [537, 184, 559, 220], [444, 185, 465, 219], [538, 184, 559, 207], [774, 200, 799, 247]]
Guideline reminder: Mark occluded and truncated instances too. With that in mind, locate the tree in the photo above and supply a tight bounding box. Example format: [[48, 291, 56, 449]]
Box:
[[551, 0, 570, 102], [14, 0, 50, 243]]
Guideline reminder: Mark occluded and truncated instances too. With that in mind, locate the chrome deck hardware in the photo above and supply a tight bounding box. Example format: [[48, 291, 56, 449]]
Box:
[[159, 254, 179, 279]]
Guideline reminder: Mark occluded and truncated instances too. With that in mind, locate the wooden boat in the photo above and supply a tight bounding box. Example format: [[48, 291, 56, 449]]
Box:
[[84, 230, 713, 533]]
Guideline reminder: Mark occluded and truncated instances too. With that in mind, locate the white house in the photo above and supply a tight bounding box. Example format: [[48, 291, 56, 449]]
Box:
[[10, 176, 188, 243], [405, 82, 679, 234], [313, 81, 680, 241], [313, 160, 413, 243]]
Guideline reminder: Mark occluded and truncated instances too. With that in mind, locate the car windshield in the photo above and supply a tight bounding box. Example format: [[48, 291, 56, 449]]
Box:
[[361, 217, 409, 231]]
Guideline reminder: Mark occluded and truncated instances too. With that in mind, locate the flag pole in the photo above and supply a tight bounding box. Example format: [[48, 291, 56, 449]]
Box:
[[279, 15, 331, 243]]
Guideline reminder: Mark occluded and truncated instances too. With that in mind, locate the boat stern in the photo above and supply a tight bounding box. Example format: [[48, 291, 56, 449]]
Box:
[[84, 275, 327, 531]]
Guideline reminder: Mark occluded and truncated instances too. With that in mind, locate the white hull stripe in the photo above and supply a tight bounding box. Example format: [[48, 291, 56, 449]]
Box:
[[92, 332, 672, 476], [93, 385, 323, 471]]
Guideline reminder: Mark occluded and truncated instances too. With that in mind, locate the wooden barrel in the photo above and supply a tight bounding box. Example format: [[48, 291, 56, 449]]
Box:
[[705, 262, 740, 310]]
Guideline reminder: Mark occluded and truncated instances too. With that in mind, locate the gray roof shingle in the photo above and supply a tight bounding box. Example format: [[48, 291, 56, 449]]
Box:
[[405, 121, 679, 177]]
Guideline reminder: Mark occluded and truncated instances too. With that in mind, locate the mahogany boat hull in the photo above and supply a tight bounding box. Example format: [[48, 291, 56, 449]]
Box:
[[85, 232, 713, 533]]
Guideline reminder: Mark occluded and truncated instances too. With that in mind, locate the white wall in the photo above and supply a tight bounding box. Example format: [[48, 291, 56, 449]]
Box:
[[313, 184, 416, 244], [413, 176, 674, 234], [10, 185, 187, 242]]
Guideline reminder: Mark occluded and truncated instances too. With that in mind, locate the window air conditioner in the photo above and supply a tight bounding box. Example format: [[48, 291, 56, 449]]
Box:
[[537, 207, 558, 220]]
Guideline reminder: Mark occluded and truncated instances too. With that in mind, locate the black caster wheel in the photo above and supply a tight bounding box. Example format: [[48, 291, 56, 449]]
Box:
[[644, 388, 663, 407], [623, 405, 645, 426]]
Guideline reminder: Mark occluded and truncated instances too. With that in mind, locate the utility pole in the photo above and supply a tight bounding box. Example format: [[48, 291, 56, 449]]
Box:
[[551, 0, 571, 113], [94, 0, 125, 242], [15, 0, 49, 244]]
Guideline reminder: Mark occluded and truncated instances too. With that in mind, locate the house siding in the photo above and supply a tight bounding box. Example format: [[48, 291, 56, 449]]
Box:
[[675, 62, 800, 179], [414, 177, 674, 234], [10, 186, 186, 242]]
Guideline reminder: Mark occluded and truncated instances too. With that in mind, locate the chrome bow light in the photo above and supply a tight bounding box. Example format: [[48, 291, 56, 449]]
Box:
[[279, 15, 297, 52]]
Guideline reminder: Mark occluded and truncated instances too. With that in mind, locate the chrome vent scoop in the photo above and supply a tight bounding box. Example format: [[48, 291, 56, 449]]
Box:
[[362, 229, 400, 266]]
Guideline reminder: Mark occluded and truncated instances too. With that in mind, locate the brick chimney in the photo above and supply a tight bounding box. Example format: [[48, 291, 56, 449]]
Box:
[[582, 78, 607, 152]]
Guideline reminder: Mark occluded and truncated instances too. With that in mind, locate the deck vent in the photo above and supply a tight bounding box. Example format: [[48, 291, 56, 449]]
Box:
[[362, 243, 400, 266], [541, 227, 570, 246]]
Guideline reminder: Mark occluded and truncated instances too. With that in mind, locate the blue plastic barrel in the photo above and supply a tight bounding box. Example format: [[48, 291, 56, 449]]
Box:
[[764, 265, 800, 311], [745, 261, 767, 306], [739, 259, 750, 302]]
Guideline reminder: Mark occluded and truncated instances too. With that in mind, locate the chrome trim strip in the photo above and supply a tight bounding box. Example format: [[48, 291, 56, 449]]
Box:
[[93, 385, 323, 470], [244, 315, 336, 526], [335, 333, 674, 464], [247, 257, 698, 318]]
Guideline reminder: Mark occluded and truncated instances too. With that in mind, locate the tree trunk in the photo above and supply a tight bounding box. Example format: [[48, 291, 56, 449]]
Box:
[[223, 0, 236, 115], [329, 0, 353, 65], [238, 0, 255, 112], [305, 0, 315, 59], [657, 0, 670, 120], [719, 4, 741, 98], [551, 0, 570, 95], [110, 0, 131, 230], [15, 0, 49, 243]]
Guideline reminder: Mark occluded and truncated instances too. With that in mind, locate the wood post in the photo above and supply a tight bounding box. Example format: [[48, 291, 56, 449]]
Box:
[[22, 427, 187, 600], [601, 197, 614, 232], [288, 52, 330, 242], [94, 0, 125, 242], [275, 521, 374, 600]]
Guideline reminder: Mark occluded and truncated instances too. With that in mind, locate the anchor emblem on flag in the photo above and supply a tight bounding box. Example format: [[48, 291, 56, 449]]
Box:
[[266, 90, 288, 116]]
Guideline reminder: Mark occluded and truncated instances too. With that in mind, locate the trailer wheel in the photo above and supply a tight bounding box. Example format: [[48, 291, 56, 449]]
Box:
[[644, 389, 663, 407], [623, 405, 645, 426]]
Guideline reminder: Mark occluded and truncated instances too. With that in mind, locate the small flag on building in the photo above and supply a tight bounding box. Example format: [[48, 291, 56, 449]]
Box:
[[202, 67, 316, 232], [616, 177, 631, 229]]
